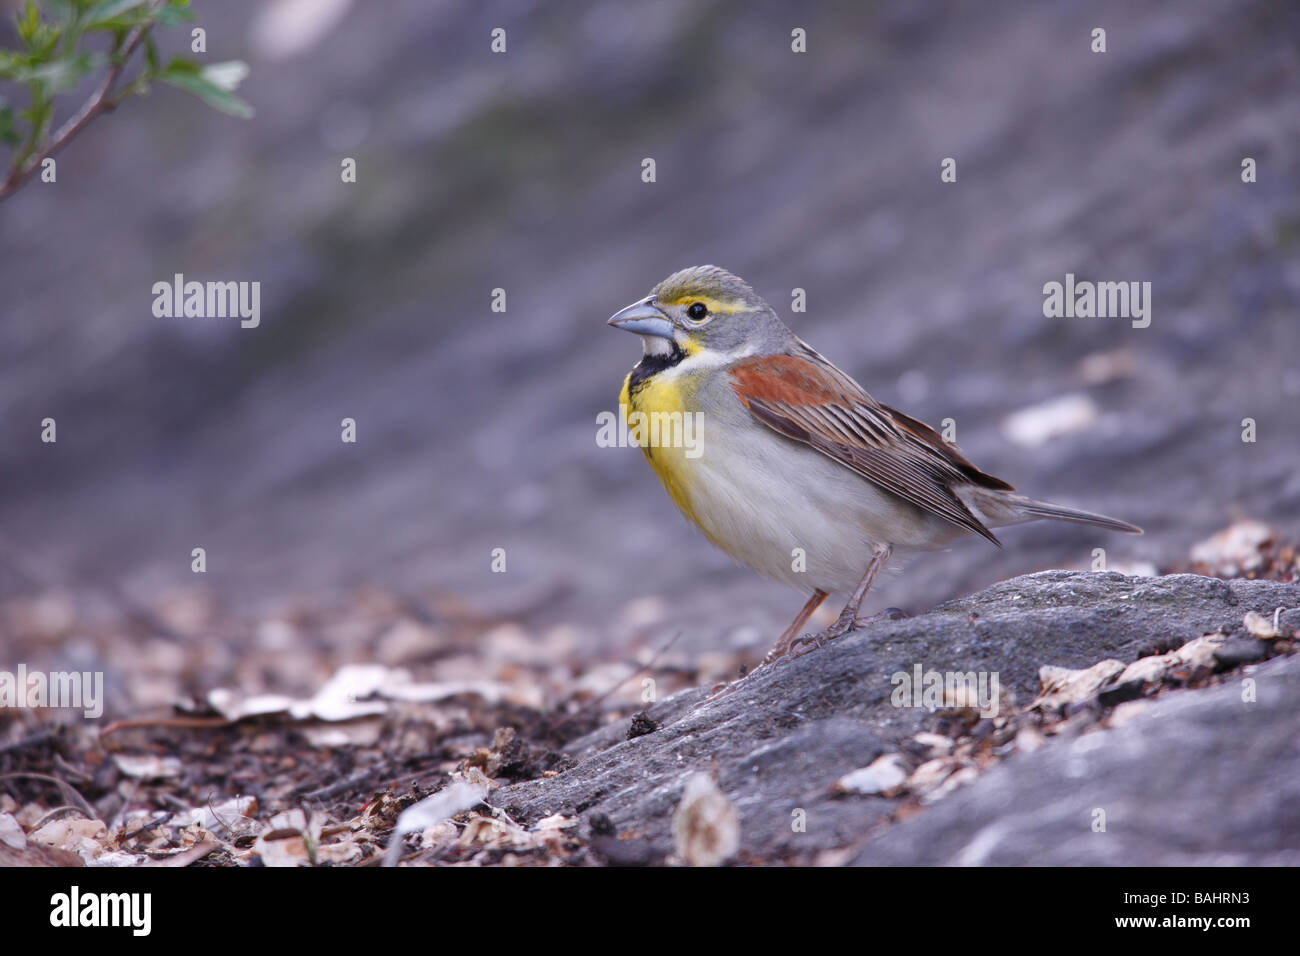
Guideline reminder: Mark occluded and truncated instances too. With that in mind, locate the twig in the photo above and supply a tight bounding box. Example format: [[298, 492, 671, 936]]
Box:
[[0, 771, 97, 821], [51, 753, 92, 782], [99, 715, 229, 738], [121, 811, 173, 841], [0, 17, 153, 202], [200, 793, 247, 841], [31, 804, 94, 829], [145, 840, 219, 867]]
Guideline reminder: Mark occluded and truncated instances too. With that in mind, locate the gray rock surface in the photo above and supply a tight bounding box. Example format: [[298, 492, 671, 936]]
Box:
[[851, 652, 1300, 866], [493, 572, 1300, 863]]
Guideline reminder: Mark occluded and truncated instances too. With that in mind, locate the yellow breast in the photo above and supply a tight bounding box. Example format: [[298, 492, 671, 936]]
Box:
[[620, 371, 703, 527]]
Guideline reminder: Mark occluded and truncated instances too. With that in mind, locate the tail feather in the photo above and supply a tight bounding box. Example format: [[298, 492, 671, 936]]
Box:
[[1017, 497, 1143, 534], [958, 487, 1143, 534]]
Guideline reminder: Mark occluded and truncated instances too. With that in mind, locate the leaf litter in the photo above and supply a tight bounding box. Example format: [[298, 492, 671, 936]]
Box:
[[0, 526, 1296, 866]]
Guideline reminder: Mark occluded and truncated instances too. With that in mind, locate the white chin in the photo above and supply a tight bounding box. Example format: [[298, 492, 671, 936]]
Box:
[[641, 335, 673, 357]]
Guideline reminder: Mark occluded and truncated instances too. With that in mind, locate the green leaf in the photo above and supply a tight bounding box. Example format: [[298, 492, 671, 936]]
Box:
[[85, 0, 159, 31], [15, 2, 62, 60], [16, 1, 44, 46], [1, 0, 251, 202], [157, 1, 195, 27], [24, 53, 100, 93], [86, 0, 151, 25], [159, 59, 253, 118], [0, 51, 30, 82], [0, 105, 19, 148]]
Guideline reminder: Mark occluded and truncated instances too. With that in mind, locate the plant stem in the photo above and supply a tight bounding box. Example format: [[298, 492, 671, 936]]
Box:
[[0, 20, 152, 203]]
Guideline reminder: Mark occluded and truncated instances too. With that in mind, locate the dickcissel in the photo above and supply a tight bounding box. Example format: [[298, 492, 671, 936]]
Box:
[[608, 265, 1142, 665]]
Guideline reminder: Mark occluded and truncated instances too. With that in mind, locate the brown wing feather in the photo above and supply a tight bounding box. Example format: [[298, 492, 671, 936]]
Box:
[[882, 404, 1015, 492], [730, 351, 1003, 545]]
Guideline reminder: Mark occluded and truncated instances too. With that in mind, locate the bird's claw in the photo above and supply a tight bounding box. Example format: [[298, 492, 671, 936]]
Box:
[[745, 607, 910, 681], [787, 631, 826, 659], [783, 607, 910, 662]]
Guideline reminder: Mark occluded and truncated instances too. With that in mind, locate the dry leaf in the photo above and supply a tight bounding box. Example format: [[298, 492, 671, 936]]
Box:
[[672, 773, 739, 867], [834, 754, 909, 796]]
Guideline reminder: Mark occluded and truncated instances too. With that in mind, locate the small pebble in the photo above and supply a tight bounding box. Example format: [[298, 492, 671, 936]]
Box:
[[1212, 638, 1270, 668]]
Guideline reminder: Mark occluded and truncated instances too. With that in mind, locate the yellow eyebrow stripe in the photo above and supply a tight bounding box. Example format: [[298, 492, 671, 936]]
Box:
[[659, 294, 747, 315]]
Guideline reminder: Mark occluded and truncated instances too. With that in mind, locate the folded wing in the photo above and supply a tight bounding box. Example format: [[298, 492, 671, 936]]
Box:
[[729, 348, 1012, 545]]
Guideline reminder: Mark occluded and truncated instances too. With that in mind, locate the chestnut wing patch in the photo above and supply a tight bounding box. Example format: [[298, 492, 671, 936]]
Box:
[[731, 354, 1001, 545]]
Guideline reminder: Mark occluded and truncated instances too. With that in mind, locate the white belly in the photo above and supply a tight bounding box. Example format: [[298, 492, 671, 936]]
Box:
[[676, 417, 965, 595]]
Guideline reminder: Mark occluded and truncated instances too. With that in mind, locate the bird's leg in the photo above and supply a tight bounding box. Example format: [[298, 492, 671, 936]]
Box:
[[788, 545, 892, 655], [829, 545, 892, 636], [759, 589, 828, 667]]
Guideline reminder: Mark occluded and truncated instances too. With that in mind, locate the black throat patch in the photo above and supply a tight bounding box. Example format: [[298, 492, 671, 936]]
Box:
[[628, 343, 686, 394]]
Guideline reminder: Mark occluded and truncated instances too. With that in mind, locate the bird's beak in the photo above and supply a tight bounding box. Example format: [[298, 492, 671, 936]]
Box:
[[607, 298, 674, 339]]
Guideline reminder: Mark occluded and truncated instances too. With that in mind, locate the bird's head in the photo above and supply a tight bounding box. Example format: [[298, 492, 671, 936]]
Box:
[[607, 265, 790, 361]]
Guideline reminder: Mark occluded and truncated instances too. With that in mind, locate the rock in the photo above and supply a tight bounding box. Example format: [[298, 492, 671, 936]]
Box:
[[1096, 679, 1147, 708], [626, 711, 658, 740], [1212, 638, 1271, 668], [589, 833, 660, 867], [492, 572, 1300, 862], [850, 653, 1300, 865], [1278, 609, 1300, 638], [587, 813, 660, 866]]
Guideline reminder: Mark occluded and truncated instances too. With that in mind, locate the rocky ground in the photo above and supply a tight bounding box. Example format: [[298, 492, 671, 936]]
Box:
[[1, 527, 1295, 866], [497, 567, 1300, 866]]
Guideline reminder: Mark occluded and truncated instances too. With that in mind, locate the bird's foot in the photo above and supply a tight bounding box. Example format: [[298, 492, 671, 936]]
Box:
[[786, 630, 827, 659], [784, 607, 909, 660], [715, 608, 911, 696]]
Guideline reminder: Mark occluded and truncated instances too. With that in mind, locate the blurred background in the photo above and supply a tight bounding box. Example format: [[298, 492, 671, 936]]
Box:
[[1, 0, 1298, 678]]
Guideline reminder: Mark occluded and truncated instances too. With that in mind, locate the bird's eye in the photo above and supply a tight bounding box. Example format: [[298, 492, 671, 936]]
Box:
[[687, 302, 709, 321]]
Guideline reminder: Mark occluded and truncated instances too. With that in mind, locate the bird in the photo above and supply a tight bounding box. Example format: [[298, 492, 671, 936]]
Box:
[[608, 265, 1142, 666]]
